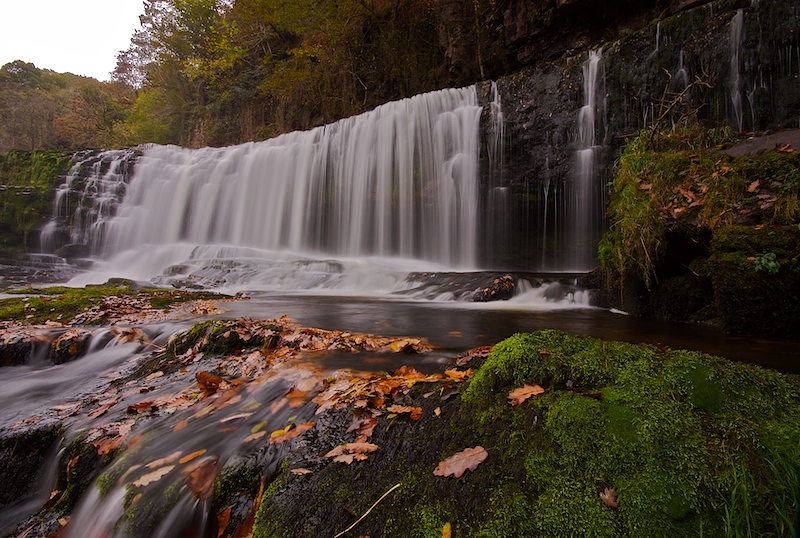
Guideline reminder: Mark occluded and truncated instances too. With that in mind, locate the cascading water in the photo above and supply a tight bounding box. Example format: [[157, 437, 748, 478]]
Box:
[[61, 88, 484, 291], [483, 81, 509, 264], [40, 149, 140, 256], [565, 48, 605, 271], [729, 9, 745, 131]]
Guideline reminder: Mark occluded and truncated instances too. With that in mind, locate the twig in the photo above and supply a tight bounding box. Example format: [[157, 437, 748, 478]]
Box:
[[333, 483, 402, 538]]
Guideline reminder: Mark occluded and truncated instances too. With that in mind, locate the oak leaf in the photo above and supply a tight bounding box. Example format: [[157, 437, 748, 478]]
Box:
[[433, 446, 488, 478], [324, 442, 379, 464], [386, 405, 423, 420], [600, 487, 619, 508], [507, 384, 545, 406], [196, 371, 224, 396], [187, 457, 219, 500], [132, 465, 175, 487]]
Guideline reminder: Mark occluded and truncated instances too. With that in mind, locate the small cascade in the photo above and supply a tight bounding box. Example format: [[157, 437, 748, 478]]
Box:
[[565, 48, 605, 271], [729, 9, 745, 131], [40, 149, 139, 256], [673, 50, 689, 92], [484, 81, 509, 265]]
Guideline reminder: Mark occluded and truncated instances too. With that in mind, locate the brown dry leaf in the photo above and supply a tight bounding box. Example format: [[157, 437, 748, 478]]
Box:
[[132, 465, 175, 487], [290, 468, 313, 475], [442, 522, 452, 538], [243, 431, 267, 443], [387, 405, 423, 420], [126, 400, 157, 415], [324, 442, 379, 459], [433, 446, 488, 478], [748, 180, 760, 192], [217, 507, 232, 538], [196, 371, 224, 396], [777, 142, 796, 153], [145, 371, 164, 381], [600, 487, 619, 508], [187, 457, 219, 500], [146, 451, 183, 469], [507, 384, 545, 406], [88, 397, 119, 419], [93, 436, 125, 456]]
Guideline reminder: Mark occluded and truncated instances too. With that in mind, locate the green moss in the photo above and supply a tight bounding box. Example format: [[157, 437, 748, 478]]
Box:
[[253, 330, 800, 537], [0, 285, 134, 324]]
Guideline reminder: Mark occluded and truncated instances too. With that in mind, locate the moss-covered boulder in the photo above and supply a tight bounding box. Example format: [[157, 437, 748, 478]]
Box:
[[595, 125, 800, 338], [250, 330, 800, 537]]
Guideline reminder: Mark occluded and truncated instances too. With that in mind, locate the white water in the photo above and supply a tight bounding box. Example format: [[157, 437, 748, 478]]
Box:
[[104, 88, 480, 268], [565, 49, 605, 272], [730, 9, 745, 131]]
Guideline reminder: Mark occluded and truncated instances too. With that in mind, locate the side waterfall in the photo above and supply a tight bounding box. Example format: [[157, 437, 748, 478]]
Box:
[[567, 48, 605, 271]]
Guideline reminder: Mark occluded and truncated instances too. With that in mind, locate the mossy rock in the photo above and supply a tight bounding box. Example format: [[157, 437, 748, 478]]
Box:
[[709, 225, 800, 338], [251, 330, 800, 537]]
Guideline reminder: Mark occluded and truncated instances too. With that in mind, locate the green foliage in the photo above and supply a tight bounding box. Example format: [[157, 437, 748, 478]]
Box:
[[0, 150, 70, 256], [754, 252, 781, 275]]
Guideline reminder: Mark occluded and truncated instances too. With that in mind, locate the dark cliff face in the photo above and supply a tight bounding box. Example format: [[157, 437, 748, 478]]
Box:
[[475, 0, 800, 270]]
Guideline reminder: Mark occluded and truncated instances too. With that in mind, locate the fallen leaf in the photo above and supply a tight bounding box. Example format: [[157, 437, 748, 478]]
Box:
[[748, 180, 760, 192], [600, 487, 619, 508], [196, 371, 224, 396], [386, 405, 423, 420], [269, 422, 315, 444], [433, 446, 488, 478], [179, 449, 207, 464], [217, 507, 232, 538], [243, 431, 267, 443], [146, 451, 183, 469], [132, 465, 175, 487], [442, 522, 452, 538], [291, 468, 313, 475], [187, 457, 219, 500], [145, 371, 164, 381], [127, 401, 157, 415], [324, 442, 379, 463], [444, 368, 472, 380], [507, 384, 545, 406]]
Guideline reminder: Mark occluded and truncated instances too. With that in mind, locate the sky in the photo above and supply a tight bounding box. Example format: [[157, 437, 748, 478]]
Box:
[[0, 0, 145, 81]]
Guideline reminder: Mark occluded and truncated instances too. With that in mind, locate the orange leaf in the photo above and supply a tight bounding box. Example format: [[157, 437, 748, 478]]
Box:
[[507, 384, 545, 406], [290, 468, 313, 475], [386, 405, 423, 420], [217, 507, 232, 538], [126, 400, 157, 415], [748, 180, 760, 192], [179, 449, 207, 464], [433, 446, 488, 478], [269, 422, 315, 444], [444, 368, 473, 380], [442, 522, 452, 538]]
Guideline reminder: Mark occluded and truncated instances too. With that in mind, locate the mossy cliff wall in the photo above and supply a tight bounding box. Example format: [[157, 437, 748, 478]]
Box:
[[483, 0, 799, 269]]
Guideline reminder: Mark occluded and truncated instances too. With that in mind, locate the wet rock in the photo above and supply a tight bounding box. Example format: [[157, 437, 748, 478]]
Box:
[[469, 274, 516, 302], [49, 329, 92, 365], [0, 332, 35, 366], [0, 420, 60, 510], [54, 243, 90, 260]]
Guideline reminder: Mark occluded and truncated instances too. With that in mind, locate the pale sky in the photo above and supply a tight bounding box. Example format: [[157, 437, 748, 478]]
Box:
[[0, 0, 145, 81]]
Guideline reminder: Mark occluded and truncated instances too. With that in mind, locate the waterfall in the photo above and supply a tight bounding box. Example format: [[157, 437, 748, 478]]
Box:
[[730, 9, 745, 131], [484, 81, 509, 265], [55, 88, 483, 289], [565, 48, 605, 271]]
